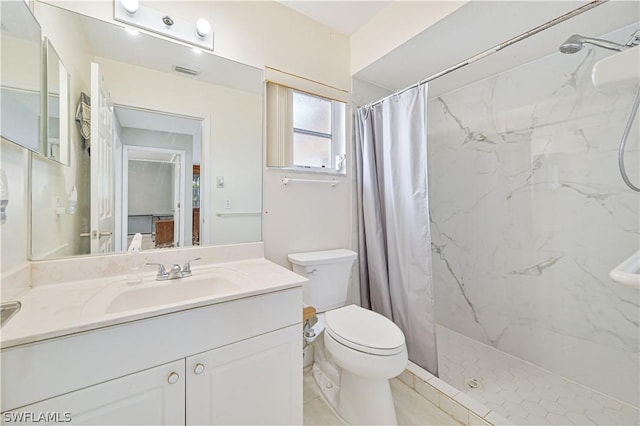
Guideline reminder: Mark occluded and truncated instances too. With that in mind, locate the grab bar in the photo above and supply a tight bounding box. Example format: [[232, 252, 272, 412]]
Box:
[[215, 212, 261, 217]]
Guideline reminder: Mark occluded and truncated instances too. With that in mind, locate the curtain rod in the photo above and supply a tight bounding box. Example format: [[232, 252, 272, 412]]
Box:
[[265, 66, 349, 94], [365, 0, 607, 108]]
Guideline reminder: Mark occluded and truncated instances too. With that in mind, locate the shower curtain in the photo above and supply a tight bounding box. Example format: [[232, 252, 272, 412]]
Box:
[[355, 84, 438, 375]]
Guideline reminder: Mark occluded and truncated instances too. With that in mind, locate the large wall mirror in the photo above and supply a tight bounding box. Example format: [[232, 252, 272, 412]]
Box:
[[0, 0, 43, 154], [28, 1, 263, 260]]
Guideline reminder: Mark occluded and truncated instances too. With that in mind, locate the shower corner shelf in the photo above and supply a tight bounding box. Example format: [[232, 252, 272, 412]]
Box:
[[609, 250, 640, 289]]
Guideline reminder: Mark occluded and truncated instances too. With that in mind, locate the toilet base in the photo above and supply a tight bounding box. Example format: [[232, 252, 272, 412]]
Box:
[[303, 344, 314, 368], [337, 369, 398, 425]]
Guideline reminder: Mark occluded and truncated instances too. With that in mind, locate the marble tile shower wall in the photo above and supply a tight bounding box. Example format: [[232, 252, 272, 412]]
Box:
[[426, 33, 639, 407]]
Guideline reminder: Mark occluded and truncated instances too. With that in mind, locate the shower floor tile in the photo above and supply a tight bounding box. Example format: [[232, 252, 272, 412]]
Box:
[[303, 368, 460, 425], [436, 325, 640, 425]]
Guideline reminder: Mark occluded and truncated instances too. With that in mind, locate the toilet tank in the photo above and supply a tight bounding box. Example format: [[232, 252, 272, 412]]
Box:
[[288, 249, 358, 312]]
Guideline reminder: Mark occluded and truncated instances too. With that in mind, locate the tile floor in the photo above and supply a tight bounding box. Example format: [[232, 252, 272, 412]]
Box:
[[436, 325, 640, 425], [303, 368, 461, 425]]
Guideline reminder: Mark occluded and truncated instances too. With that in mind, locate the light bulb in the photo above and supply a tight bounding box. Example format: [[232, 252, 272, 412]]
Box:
[[121, 0, 139, 14], [196, 18, 211, 38], [125, 27, 139, 36]]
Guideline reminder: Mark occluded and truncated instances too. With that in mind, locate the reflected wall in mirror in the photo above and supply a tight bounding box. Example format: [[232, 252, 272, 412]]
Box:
[[0, 0, 43, 154], [27, 1, 263, 260], [44, 38, 70, 165]]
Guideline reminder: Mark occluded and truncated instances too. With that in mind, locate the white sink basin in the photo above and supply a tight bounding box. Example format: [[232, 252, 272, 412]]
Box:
[[84, 267, 251, 315]]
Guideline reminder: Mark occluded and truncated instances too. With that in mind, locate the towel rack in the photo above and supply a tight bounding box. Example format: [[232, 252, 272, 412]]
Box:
[[281, 177, 339, 187], [215, 211, 261, 217]]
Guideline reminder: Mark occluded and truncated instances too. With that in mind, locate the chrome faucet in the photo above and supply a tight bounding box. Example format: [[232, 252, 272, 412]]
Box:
[[146, 258, 200, 281]]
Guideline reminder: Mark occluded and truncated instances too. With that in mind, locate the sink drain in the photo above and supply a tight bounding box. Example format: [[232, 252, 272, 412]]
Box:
[[465, 377, 483, 390]]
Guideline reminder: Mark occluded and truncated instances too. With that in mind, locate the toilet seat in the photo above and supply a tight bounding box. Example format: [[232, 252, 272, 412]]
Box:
[[325, 305, 405, 356]]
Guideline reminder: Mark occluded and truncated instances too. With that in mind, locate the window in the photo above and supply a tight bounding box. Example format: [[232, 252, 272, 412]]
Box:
[[266, 82, 346, 173], [292, 91, 333, 169]]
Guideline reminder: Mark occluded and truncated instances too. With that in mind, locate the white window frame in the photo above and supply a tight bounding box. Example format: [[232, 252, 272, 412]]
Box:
[[291, 90, 336, 171], [266, 81, 347, 175]]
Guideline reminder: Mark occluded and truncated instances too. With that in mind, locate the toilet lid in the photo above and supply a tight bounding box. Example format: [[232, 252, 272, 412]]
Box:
[[325, 305, 405, 355]]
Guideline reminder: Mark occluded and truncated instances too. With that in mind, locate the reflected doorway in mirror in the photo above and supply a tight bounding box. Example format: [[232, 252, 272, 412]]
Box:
[[116, 106, 202, 253]]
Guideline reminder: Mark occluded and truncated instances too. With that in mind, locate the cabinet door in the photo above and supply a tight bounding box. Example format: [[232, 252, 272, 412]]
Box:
[[186, 325, 302, 425], [11, 360, 185, 425]]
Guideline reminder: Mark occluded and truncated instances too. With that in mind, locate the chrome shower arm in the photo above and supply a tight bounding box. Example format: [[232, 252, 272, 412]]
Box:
[[581, 37, 628, 52], [625, 30, 640, 47]]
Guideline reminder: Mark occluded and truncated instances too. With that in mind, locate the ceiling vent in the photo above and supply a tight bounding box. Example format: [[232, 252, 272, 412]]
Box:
[[173, 65, 200, 76]]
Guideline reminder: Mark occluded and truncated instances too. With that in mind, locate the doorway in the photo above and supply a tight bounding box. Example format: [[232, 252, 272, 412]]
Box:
[[113, 106, 203, 252], [122, 146, 185, 249]]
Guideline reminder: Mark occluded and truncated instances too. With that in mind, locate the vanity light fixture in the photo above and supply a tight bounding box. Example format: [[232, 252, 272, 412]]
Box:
[[125, 27, 139, 36], [196, 18, 211, 38], [114, 0, 213, 51]]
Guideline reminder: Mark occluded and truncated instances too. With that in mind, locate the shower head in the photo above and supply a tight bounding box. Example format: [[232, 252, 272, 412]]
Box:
[[559, 34, 628, 54], [559, 35, 585, 54]]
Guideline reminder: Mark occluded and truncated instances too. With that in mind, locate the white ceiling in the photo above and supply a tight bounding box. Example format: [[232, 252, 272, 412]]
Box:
[[279, 1, 391, 35]]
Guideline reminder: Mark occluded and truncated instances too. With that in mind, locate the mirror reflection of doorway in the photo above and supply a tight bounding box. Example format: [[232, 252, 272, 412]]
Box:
[[124, 147, 184, 249], [113, 106, 202, 252]]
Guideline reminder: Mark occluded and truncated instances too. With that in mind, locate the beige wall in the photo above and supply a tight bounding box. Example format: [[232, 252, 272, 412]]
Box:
[[350, 1, 467, 74]]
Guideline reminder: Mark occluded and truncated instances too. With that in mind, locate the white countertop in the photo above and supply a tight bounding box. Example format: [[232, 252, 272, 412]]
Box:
[[1, 258, 305, 349]]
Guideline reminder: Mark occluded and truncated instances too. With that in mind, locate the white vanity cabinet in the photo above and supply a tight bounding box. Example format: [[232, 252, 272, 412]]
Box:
[[13, 360, 186, 425], [187, 325, 300, 425], [1, 288, 302, 425]]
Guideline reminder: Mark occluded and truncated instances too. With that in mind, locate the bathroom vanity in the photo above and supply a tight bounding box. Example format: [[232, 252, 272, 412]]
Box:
[[1, 244, 304, 425]]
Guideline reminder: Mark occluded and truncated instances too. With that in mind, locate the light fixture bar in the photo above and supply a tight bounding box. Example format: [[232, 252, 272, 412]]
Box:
[[114, 0, 213, 51]]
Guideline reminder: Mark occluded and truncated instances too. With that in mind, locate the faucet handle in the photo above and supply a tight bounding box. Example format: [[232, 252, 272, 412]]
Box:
[[182, 257, 201, 276], [146, 262, 168, 279]]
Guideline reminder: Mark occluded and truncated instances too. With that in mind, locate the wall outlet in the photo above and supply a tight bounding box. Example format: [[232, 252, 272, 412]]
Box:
[[225, 199, 232, 209]]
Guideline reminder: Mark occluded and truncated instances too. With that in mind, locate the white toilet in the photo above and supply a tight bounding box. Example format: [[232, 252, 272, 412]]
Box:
[[288, 249, 408, 425]]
